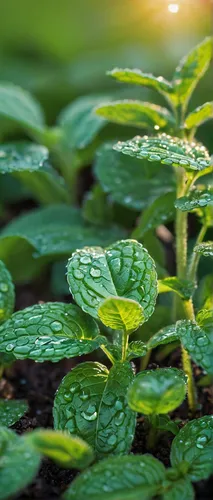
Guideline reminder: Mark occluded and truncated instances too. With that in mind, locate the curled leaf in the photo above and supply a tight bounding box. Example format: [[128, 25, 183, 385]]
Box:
[[96, 100, 175, 129], [158, 277, 194, 300], [185, 102, 213, 130], [98, 296, 145, 332]]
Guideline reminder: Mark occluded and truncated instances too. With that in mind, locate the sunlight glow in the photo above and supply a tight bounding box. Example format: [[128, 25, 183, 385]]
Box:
[[168, 3, 179, 14]]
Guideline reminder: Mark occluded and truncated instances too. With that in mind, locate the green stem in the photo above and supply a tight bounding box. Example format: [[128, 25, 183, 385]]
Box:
[[146, 414, 158, 450], [140, 349, 151, 371], [188, 224, 207, 283], [176, 170, 197, 412], [100, 345, 115, 365], [122, 331, 129, 362]]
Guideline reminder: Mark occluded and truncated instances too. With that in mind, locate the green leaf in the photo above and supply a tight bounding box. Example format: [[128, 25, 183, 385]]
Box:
[[175, 188, 213, 212], [0, 83, 45, 136], [0, 426, 41, 500], [170, 415, 213, 481], [196, 309, 213, 341], [162, 478, 195, 500], [98, 297, 145, 332], [0, 352, 15, 368], [0, 260, 15, 323], [82, 184, 113, 226], [127, 340, 147, 361], [0, 302, 105, 362], [0, 142, 68, 205], [0, 205, 125, 281], [0, 399, 28, 427], [67, 239, 158, 322], [63, 454, 166, 500], [158, 277, 194, 300], [195, 274, 213, 310], [94, 143, 175, 211], [114, 134, 211, 172], [58, 95, 109, 150], [108, 68, 173, 95], [127, 368, 186, 415], [0, 142, 48, 174], [96, 100, 175, 130], [172, 37, 212, 108], [133, 192, 175, 239], [28, 430, 94, 470], [194, 242, 213, 258], [185, 102, 213, 130], [156, 415, 179, 436], [147, 324, 179, 349], [178, 320, 213, 375], [54, 361, 136, 459]]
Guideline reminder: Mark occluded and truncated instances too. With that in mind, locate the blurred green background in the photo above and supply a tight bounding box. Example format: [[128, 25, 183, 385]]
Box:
[[0, 0, 212, 145]]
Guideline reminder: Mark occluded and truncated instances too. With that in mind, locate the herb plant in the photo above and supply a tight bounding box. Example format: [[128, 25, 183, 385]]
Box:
[[0, 37, 212, 499]]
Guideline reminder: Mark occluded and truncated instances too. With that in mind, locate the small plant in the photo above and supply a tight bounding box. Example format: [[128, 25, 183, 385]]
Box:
[[0, 37, 212, 498]]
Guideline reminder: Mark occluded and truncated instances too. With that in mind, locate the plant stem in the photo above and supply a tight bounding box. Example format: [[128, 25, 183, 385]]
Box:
[[188, 224, 207, 283], [100, 345, 115, 365], [122, 331, 129, 362], [140, 349, 151, 371], [176, 169, 197, 412], [146, 414, 158, 450]]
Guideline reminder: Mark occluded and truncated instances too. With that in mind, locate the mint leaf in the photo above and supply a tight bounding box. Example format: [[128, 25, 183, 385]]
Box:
[[175, 188, 213, 211], [194, 242, 213, 258], [54, 361, 136, 459], [0, 205, 125, 280], [28, 430, 94, 470], [96, 101, 175, 129], [98, 297, 145, 332], [178, 320, 213, 375], [67, 239, 157, 322], [0, 427, 41, 500], [196, 309, 213, 340], [162, 478, 195, 500], [172, 37, 212, 108], [0, 399, 28, 427], [127, 368, 186, 415], [63, 454, 166, 500], [158, 277, 194, 300], [127, 341, 147, 361], [157, 415, 179, 436], [94, 143, 175, 210], [114, 134, 211, 172], [108, 68, 173, 95], [147, 324, 179, 349], [58, 95, 109, 150], [133, 192, 175, 239], [170, 415, 213, 481], [185, 102, 213, 130], [0, 302, 104, 362], [0, 260, 15, 323], [0, 83, 45, 136]]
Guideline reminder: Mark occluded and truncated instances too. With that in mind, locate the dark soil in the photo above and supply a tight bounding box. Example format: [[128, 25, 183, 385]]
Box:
[[1, 346, 212, 499]]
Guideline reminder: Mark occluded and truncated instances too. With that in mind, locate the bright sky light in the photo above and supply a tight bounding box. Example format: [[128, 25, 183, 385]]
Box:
[[168, 3, 180, 13]]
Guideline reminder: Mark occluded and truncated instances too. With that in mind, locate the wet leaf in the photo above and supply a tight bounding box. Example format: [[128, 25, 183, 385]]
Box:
[[196, 309, 213, 341], [96, 100, 175, 129], [0, 302, 104, 362], [0, 83, 45, 136], [185, 102, 213, 130], [194, 242, 213, 258], [28, 430, 94, 470], [0, 400, 28, 427], [170, 415, 213, 481], [0, 426, 41, 500], [108, 68, 173, 95], [94, 143, 175, 211], [158, 277, 194, 300], [133, 192, 175, 239], [54, 361, 136, 459], [172, 37, 212, 108], [98, 297, 145, 332], [175, 188, 213, 212], [114, 134, 211, 172], [127, 368, 186, 415], [67, 239, 158, 322], [162, 478, 195, 500], [147, 324, 179, 349], [178, 320, 213, 375], [0, 260, 15, 323], [0, 142, 48, 174], [127, 340, 147, 361], [63, 454, 166, 500]]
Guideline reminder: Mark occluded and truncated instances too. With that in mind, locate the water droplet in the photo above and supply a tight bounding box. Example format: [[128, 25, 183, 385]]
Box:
[[81, 409, 98, 421], [64, 392, 73, 402], [0, 283, 8, 292], [73, 269, 84, 279], [196, 336, 209, 347], [51, 321, 63, 332], [115, 400, 123, 411], [80, 389, 90, 401], [6, 344, 14, 352], [90, 268, 101, 278], [70, 382, 80, 393], [107, 435, 117, 446], [80, 256, 91, 264], [114, 411, 125, 426], [196, 434, 208, 448]]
